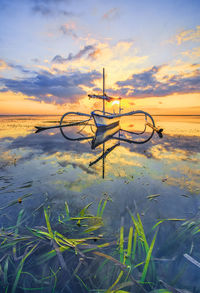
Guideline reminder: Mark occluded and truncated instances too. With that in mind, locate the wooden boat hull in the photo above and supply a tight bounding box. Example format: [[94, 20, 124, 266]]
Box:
[[92, 111, 120, 128]]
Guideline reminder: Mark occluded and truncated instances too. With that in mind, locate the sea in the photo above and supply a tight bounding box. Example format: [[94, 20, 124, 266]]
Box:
[[0, 115, 200, 292]]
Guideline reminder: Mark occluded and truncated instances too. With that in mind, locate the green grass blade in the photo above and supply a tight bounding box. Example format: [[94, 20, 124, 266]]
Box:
[[111, 290, 130, 293], [97, 199, 103, 217], [132, 229, 137, 260], [13, 210, 24, 257], [50, 268, 57, 293], [152, 218, 185, 230], [140, 230, 158, 283], [74, 274, 89, 291], [38, 246, 70, 264], [65, 201, 70, 217], [11, 244, 37, 293], [84, 225, 103, 233], [111, 281, 133, 292], [137, 213, 149, 253], [80, 202, 93, 216], [99, 199, 107, 217], [120, 218, 124, 263], [127, 227, 133, 258], [127, 208, 140, 235], [152, 220, 165, 230], [44, 208, 53, 238], [4, 256, 9, 285], [106, 270, 124, 293], [15, 209, 24, 234], [150, 289, 172, 293]]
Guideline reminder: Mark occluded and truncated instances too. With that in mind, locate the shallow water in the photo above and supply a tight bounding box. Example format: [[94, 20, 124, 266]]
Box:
[[0, 115, 200, 292]]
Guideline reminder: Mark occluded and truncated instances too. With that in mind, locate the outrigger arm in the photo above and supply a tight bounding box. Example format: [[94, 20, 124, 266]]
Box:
[[35, 112, 91, 133], [145, 122, 163, 138]]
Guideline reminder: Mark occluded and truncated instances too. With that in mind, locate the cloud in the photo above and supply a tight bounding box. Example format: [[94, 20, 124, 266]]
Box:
[[32, 3, 52, 15], [110, 66, 200, 98], [0, 59, 9, 71], [60, 22, 78, 39], [176, 26, 200, 45], [182, 47, 200, 59], [88, 48, 102, 60], [0, 70, 101, 104], [31, 0, 73, 16], [117, 66, 162, 88], [0, 59, 37, 75], [102, 8, 119, 20], [52, 45, 97, 63]]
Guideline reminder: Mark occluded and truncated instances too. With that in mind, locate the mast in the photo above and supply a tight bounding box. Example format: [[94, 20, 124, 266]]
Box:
[[102, 143, 105, 179], [102, 68, 105, 177], [103, 68, 105, 114]]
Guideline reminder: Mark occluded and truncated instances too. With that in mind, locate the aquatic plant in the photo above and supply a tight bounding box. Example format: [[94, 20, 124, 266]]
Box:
[[0, 198, 199, 292]]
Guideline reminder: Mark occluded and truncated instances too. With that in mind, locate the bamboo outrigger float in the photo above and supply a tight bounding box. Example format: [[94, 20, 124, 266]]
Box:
[[35, 68, 163, 141]]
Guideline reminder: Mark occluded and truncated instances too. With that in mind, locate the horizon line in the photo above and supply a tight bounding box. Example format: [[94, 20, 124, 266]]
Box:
[[0, 114, 200, 117]]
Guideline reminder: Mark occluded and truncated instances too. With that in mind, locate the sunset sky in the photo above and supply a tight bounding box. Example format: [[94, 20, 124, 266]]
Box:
[[0, 0, 200, 115]]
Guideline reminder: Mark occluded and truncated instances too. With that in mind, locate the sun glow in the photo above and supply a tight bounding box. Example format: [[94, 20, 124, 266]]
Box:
[[112, 100, 120, 106]]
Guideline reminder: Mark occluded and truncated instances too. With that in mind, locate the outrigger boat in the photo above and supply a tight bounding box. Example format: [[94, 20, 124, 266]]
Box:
[[35, 68, 163, 139]]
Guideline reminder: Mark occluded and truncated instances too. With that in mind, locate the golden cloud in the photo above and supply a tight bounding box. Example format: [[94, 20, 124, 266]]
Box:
[[176, 25, 200, 45]]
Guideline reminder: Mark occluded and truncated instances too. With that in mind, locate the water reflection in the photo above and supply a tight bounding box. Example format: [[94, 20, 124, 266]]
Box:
[[58, 121, 159, 179], [0, 116, 200, 292]]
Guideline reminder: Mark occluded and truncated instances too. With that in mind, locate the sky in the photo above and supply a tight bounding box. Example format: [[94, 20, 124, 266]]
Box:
[[0, 0, 200, 115]]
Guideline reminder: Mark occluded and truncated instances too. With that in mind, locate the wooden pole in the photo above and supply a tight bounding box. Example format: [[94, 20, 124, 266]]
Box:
[[102, 143, 105, 179], [103, 68, 105, 114]]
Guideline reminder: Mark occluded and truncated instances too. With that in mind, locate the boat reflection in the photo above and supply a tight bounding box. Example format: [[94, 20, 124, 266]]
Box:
[[91, 124, 120, 149], [60, 123, 157, 178], [90, 125, 120, 179]]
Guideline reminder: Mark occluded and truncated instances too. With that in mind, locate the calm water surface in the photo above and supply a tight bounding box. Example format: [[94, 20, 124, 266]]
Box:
[[0, 115, 200, 292]]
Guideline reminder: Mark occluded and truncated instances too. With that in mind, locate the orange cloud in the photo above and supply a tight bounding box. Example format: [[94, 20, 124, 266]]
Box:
[[0, 59, 10, 71], [176, 26, 200, 45]]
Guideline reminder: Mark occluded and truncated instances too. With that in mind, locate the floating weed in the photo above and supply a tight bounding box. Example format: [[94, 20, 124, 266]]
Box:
[[146, 194, 160, 200]]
